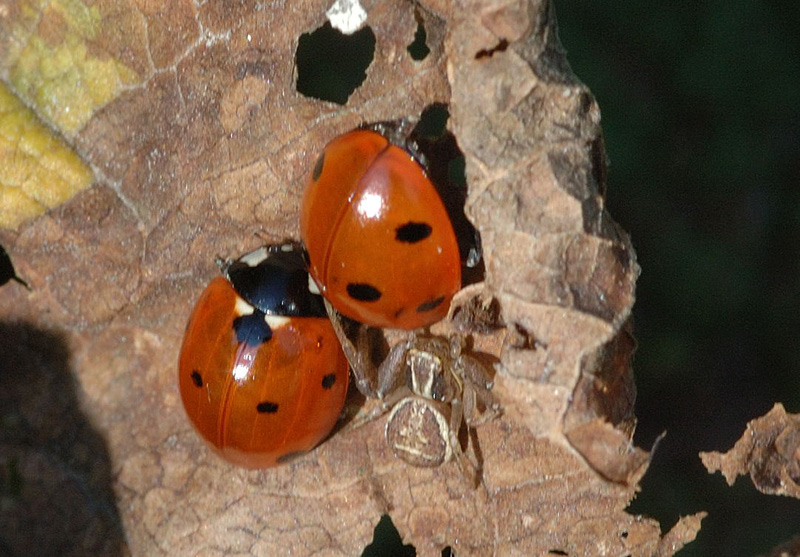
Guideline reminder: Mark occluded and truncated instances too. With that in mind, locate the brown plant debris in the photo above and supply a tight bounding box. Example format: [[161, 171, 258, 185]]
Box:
[[700, 403, 800, 498], [0, 0, 700, 555], [655, 512, 708, 557]]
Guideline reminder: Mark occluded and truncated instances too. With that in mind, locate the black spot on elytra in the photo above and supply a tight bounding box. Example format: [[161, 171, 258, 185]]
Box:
[[416, 296, 445, 313], [190, 370, 203, 387], [321, 373, 337, 389], [395, 222, 432, 243], [347, 283, 382, 302], [312, 152, 325, 181], [256, 401, 279, 413], [276, 450, 307, 464]]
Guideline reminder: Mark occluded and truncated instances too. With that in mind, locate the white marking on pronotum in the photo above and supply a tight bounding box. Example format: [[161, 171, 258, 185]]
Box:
[[238, 247, 270, 268], [234, 296, 255, 317], [308, 274, 321, 295], [265, 315, 290, 329]]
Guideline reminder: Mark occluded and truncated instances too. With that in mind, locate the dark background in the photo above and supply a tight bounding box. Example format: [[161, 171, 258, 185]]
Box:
[[556, 2, 800, 555]]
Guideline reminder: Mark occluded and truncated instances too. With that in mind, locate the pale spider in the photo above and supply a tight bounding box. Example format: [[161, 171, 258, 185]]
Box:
[[327, 306, 499, 483]]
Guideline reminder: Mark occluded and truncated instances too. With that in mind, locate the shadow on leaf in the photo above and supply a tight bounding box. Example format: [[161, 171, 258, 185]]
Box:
[[0, 322, 127, 556]]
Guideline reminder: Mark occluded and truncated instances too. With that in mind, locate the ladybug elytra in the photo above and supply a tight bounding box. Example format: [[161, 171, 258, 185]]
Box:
[[301, 126, 462, 330]]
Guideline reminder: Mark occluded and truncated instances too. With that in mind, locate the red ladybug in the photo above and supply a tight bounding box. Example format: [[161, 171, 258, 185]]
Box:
[[300, 126, 461, 330], [178, 244, 349, 469]]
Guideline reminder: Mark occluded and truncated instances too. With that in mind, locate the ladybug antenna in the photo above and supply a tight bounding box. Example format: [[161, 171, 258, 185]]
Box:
[[214, 254, 230, 274]]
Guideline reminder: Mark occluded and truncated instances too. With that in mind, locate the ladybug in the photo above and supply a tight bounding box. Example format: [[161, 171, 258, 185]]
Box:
[[300, 125, 461, 330], [178, 243, 349, 469]]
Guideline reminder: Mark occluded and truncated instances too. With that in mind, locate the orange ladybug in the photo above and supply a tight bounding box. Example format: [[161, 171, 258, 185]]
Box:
[[300, 125, 461, 330], [178, 244, 349, 468]]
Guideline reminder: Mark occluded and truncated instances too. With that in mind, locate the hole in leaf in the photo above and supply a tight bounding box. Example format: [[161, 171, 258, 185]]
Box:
[[407, 8, 430, 61], [0, 244, 29, 289], [413, 103, 449, 139], [361, 514, 415, 557], [296, 22, 376, 105], [511, 323, 542, 351], [448, 154, 467, 189], [442, 546, 454, 557], [411, 104, 483, 285], [474, 38, 509, 59]]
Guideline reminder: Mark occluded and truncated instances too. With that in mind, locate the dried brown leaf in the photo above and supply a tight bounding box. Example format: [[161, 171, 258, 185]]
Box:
[[656, 513, 707, 557], [700, 403, 800, 498], [0, 0, 699, 555]]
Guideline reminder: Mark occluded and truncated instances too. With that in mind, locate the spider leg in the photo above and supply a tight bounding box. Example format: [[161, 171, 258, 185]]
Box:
[[325, 300, 379, 398], [457, 354, 500, 423], [447, 397, 479, 486], [376, 336, 412, 399]]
